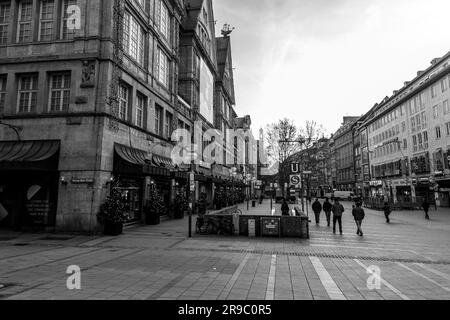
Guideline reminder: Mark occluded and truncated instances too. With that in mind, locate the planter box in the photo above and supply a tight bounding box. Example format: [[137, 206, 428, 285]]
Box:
[[104, 221, 123, 236]]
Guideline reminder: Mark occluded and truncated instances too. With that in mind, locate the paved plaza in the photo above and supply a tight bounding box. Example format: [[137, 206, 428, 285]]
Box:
[[0, 200, 449, 300]]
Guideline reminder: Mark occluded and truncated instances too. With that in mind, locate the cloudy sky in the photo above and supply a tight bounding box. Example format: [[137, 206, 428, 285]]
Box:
[[213, 0, 450, 136]]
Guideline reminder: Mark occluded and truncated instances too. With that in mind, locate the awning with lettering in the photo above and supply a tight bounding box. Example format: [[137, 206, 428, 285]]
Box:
[[0, 140, 60, 171]]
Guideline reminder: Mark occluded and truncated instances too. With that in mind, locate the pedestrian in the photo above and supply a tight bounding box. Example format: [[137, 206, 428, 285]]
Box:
[[281, 198, 290, 216], [352, 202, 365, 236], [332, 198, 345, 235], [323, 198, 332, 227], [422, 198, 430, 220], [312, 198, 322, 225], [383, 201, 391, 223], [259, 193, 264, 204]]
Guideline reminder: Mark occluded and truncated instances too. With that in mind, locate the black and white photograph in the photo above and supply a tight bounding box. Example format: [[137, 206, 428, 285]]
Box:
[[0, 0, 450, 307]]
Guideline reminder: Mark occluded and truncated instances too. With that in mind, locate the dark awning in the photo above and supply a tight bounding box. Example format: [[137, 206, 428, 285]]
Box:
[[0, 140, 60, 162], [152, 155, 175, 170], [436, 179, 450, 189], [114, 143, 149, 165]]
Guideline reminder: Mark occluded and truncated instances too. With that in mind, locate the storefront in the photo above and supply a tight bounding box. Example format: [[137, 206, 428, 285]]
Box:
[[0, 140, 61, 230], [368, 180, 384, 197], [436, 178, 450, 207]]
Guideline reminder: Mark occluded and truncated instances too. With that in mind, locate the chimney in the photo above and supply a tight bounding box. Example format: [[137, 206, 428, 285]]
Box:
[[404, 81, 410, 87], [417, 71, 424, 77]]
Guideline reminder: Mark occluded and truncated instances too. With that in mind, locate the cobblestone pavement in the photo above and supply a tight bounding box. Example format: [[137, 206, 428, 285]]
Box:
[[0, 200, 449, 300]]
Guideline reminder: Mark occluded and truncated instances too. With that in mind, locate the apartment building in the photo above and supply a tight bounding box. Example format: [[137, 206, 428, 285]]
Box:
[[361, 52, 450, 207]]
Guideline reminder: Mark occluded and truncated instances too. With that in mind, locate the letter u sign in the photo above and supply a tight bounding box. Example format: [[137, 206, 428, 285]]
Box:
[[291, 162, 300, 174]]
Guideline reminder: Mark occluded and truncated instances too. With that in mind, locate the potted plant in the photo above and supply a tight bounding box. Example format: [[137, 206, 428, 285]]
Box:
[[144, 188, 164, 225], [97, 190, 129, 236], [174, 190, 189, 219]]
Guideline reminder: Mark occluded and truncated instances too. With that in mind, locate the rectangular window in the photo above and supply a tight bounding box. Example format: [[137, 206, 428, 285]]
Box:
[[402, 121, 406, 132], [136, 94, 145, 128], [17, 0, 33, 43], [444, 100, 449, 115], [421, 112, 427, 128], [446, 122, 450, 136], [155, 105, 163, 136], [165, 111, 172, 138], [436, 126, 441, 139], [0, 75, 6, 114], [431, 85, 437, 98], [39, 0, 55, 41], [423, 131, 428, 149], [49, 73, 70, 112], [62, 0, 77, 40], [442, 77, 449, 92], [420, 92, 426, 110], [159, 0, 169, 40], [411, 117, 416, 133], [118, 84, 129, 121], [0, 2, 11, 44], [123, 12, 144, 65], [412, 135, 417, 152], [17, 75, 38, 113], [417, 133, 423, 150], [433, 105, 439, 118], [157, 48, 169, 87], [403, 139, 407, 150]]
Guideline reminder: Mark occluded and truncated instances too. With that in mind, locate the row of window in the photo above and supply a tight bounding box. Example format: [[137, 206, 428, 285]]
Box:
[[0, 0, 77, 44], [371, 140, 406, 161], [432, 100, 450, 118], [0, 72, 71, 114], [117, 82, 189, 139], [412, 131, 429, 153], [435, 122, 450, 140], [369, 74, 450, 134]]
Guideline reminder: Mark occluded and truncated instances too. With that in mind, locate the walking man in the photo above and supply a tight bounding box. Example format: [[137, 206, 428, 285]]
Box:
[[332, 198, 345, 235], [323, 198, 332, 227], [383, 201, 391, 223], [312, 198, 322, 225], [352, 202, 365, 236], [281, 198, 290, 216], [422, 198, 430, 220]]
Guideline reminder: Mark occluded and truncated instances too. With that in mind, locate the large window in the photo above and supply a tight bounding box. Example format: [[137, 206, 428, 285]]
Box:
[[158, 0, 170, 40], [17, 0, 33, 43], [157, 48, 169, 87], [17, 75, 38, 113], [165, 111, 172, 138], [39, 0, 55, 41], [444, 100, 449, 115], [49, 73, 71, 112], [62, 0, 77, 40], [123, 12, 144, 65], [436, 126, 442, 140], [0, 75, 6, 114], [155, 105, 163, 136], [118, 84, 129, 121], [136, 94, 145, 128], [0, 2, 10, 44]]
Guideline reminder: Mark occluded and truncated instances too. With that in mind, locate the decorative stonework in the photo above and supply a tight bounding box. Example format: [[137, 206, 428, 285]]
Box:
[[80, 60, 96, 88]]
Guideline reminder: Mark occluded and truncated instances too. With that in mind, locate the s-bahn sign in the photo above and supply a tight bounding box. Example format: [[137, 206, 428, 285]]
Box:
[[290, 175, 302, 187]]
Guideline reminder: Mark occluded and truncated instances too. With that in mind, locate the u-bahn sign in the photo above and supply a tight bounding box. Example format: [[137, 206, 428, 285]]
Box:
[[291, 162, 300, 174]]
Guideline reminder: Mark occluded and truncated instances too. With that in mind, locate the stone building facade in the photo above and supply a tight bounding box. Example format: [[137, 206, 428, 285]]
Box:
[[0, 0, 248, 232]]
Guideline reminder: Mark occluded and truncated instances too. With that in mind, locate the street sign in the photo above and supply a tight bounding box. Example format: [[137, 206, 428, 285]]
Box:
[[290, 175, 301, 187], [189, 172, 195, 192]]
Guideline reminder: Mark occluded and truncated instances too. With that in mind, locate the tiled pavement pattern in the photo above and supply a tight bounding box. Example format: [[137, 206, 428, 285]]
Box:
[[0, 201, 449, 300]]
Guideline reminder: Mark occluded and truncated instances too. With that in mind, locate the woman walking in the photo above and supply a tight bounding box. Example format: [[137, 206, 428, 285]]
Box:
[[383, 201, 391, 223]]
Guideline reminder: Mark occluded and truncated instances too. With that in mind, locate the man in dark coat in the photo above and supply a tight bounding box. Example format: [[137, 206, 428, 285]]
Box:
[[323, 198, 332, 227], [332, 199, 345, 235], [422, 199, 430, 220], [281, 198, 290, 216], [312, 199, 322, 225], [352, 202, 365, 236], [383, 202, 391, 223]]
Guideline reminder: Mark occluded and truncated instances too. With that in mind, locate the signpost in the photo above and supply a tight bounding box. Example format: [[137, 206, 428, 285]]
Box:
[[189, 171, 195, 238]]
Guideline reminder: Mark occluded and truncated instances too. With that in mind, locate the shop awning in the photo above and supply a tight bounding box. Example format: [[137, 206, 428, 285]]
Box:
[[0, 140, 60, 162], [114, 143, 149, 165], [152, 155, 175, 170]]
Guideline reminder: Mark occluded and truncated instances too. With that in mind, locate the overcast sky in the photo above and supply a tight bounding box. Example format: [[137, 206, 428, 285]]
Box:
[[214, 0, 450, 137]]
